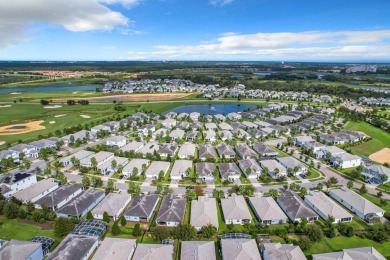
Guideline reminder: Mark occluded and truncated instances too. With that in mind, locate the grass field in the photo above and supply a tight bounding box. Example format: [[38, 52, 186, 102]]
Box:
[[0, 216, 59, 241], [344, 121, 390, 156]]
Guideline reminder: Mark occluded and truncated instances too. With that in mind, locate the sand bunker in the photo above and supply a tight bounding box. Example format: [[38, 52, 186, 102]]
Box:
[[72, 91, 78, 94], [54, 114, 66, 118], [54, 93, 193, 102], [10, 92, 21, 95], [0, 105, 12, 108], [0, 141, 5, 146], [369, 148, 390, 164], [0, 120, 45, 135], [49, 121, 56, 124], [80, 115, 91, 118], [44, 105, 62, 109]]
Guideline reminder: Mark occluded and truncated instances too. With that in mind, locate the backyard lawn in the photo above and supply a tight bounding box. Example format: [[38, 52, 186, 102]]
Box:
[[344, 121, 390, 156]]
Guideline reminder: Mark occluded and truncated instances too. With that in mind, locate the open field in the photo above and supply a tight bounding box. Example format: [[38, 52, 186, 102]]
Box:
[[369, 148, 390, 164], [0, 120, 45, 135], [344, 121, 390, 157]]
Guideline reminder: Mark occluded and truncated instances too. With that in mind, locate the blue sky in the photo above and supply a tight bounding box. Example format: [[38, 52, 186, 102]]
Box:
[[0, 0, 390, 61]]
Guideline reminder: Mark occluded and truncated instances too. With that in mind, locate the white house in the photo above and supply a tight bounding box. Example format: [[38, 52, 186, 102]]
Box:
[[13, 178, 59, 203], [249, 196, 287, 225], [144, 161, 171, 179], [259, 160, 287, 179], [170, 160, 192, 180], [92, 192, 132, 221], [331, 153, 361, 169], [0, 173, 37, 199], [177, 142, 196, 159], [106, 135, 127, 148], [221, 194, 252, 225], [122, 159, 150, 177]]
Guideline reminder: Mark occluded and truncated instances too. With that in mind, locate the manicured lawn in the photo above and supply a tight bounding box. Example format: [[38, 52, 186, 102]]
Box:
[[344, 121, 390, 156], [357, 190, 390, 213], [325, 236, 390, 257], [306, 168, 321, 179], [0, 217, 59, 241], [184, 201, 191, 224], [377, 182, 390, 193], [216, 200, 227, 234], [304, 241, 333, 256]]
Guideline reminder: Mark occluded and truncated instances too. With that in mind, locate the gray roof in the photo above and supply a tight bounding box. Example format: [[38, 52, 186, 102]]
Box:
[[221, 195, 252, 221], [92, 238, 136, 260], [106, 135, 126, 143], [191, 196, 218, 229], [120, 141, 144, 152], [0, 240, 42, 260], [259, 160, 286, 173], [249, 196, 287, 222], [92, 151, 114, 163], [170, 160, 192, 178], [328, 187, 384, 215], [262, 242, 306, 260], [123, 159, 150, 173], [92, 192, 131, 217], [13, 178, 58, 202], [132, 244, 174, 260], [235, 143, 258, 158], [238, 159, 262, 176], [158, 143, 178, 155], [320, 146, 346, 156], [277, 191, 317, 220], [312, 247, 385, 260], [220, 239, 261, 260], [35, 183, 83, 208], [156, 195, 186, 224], [124, 194, 159, 219], [56, 189, 105, 218], [60, 150, 94, 163], [178, 142, 196, 157], [218, 163, 241, 179], [304, 191, 353, 220], [181, 241, 216, 260], [276, 157, 305, 171], [144, 161, 171, 176], [47, 234, 98, 260], [195, 162, 214, 177], [198, 145, 215, 159]]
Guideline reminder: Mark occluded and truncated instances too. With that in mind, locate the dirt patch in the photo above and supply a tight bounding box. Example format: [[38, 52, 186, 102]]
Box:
[[0, 105, 12, 108], [53, 93, 193, 102], [17, 218, 53, 230], [0, 120, 45, 135], [44, 105, 62, 109], [49, 121, 56, 124], [0, 141, 5, 146], [54, 114, 66, 118], [80, 115, 91, 118], [369, 148, 390, 164]]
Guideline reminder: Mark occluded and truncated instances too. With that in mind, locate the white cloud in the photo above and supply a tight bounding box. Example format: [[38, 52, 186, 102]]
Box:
[[141, 30, 390, 60], [0, 0, 133, 49], [209, 0, 234, 7]]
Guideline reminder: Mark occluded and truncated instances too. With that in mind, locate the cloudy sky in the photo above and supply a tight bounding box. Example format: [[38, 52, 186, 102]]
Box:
[[0, 0, 390, 61]]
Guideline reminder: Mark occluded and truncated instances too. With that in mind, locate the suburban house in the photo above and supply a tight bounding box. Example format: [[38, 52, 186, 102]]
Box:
[[195, 162, 215, 181], [47, 234, 99, 260], [277, 191, 318, 223], [293, 135, 315, 147], [0, 172, 37, 199], [363, 165, 390, 184], [304, 191, 353, 223], [312, 247, 386, 260], [91, 124, 111, 135], [8, 144, 39, 159], [152, 128, 169, 140], [92, 238, 136, 260], [13, 178, 59, 203], [0, 240, 44, 260], [190, 112, 201, 121], [205, 122, 218, 131], [132, 244, 174, 260], [303, 141, 326, 152], [218, 163, 241, 182], [97, 156, 128, 175], [252, 142, 279, 157], [203, 130, 217, 142], [29, 138, 57, 151], [158, 143, 178, 157], [124, 194, 159, 222], [137, 124, 155, 137], [315, 146, 346, 160], [227, 112, 242, 121], [59, 150, 94, 167], [170, 160, 193, 180], [106, 135, 127, 148], [181, 241, 216, 260], [191, 122, 203, 130], [214, 114, 226, 122], [62, 130, 90, 146], [186, 130, 199, 141], [328, 187, 384, 223], [56, 189, 106, 219], [218, 122, 233, 131], [144, 161, 171, 179], [331, 153, 362, 169], [156, 195, 186, 227], [259, 160, 287, 179], [221, 194, 252, 225], [103, 121, 120, 132], [235, 143, 258, 159], [249, 196, 287, 225], [191, 196, 218, 231], [242, 121, 258, 130], [221, 239, 261, 260], [198, 145, 216, 161], [276, 157, 307, 175], [92, 192, 132, 221], [216, 144, 236, 159], [34, 183, 84, 211], [161, 118, 177, 129], [80, 151, 114, 168], [234, 128, 251, 140], [219, 130, 233, 141], [238, 159, 262, 179], [261, 243, 306, 260], [177, 142, 196, 159], [122, 158, 150, 177], [169, 129, 185, 140], [137, 142, 159, 157], [120, 141, 145, 153]]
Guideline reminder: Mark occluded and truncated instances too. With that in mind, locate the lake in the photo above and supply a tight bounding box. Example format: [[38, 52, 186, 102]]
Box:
[[0, 83, 98, 93], [163, 104, 257, 115]]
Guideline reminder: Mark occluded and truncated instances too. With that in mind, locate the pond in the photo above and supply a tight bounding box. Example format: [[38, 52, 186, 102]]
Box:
[[0, 83, 98, 93], [163, 104, 257, 115]]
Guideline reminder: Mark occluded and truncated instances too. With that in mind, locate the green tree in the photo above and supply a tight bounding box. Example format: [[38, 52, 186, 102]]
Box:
[[298, 236, 312, 251], [359, 184, 368, 194], [54, 217, 75, 237], [317, 183, 324, 191], [86, 211, 94, 220], [186, 189, 197, 201], [133, 223, 142, 236], [106, 179, 114, 194], [82, 175, 90, 188], [347, 180, 354, 189], [172, 223, 197, 241], [111, 222, 121, 236], [212, 189, 224, 200], [103, 211, 110, 223], [120, 215, 127, 226], [300, 187, 308, 197], [201, 224, 217, 238], [156, 183, 163, 194], [153, 227, 171, 241], [3, 202, 19, 219], [128, 182, 141, 194], [304, 224, 324, 242], [268, 189, 278, 198], [91, 157, 98, 171]]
